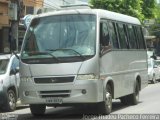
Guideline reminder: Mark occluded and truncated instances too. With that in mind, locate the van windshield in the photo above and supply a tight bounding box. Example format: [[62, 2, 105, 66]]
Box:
[[21, 14, 96, 63], [0, 59, 9, 74]]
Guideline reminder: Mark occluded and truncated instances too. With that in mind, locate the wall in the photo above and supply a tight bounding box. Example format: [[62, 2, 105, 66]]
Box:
[[23, 0, 43, 14], [0, 2, 9, 27], [0, 1, 9, 53]]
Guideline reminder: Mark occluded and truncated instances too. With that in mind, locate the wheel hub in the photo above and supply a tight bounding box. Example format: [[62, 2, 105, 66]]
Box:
[[105, 92, 112, 109], [8, 92, 16, 110]]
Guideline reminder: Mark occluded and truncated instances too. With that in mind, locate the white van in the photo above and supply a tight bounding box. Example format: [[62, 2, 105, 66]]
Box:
[[0, 54, 20, 112]]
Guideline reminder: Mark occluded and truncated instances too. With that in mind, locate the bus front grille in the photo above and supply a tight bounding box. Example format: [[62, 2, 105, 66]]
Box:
[[34, 76, 74, 84], [39, 90, 71, 98]]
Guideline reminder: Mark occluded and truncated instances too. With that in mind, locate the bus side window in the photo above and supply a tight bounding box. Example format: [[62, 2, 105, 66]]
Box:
[[116, 23, 128, 49], [126, 24, 138, 49], [100, 22, 111, 52], [133, 26, 140, 49], [108, 21, 119, 49], [135, 26, 146, 49], [123, 24, 130, 49]]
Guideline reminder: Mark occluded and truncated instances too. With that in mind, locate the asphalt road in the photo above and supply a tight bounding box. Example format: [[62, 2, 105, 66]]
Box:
[[1, 82, 160, 120]]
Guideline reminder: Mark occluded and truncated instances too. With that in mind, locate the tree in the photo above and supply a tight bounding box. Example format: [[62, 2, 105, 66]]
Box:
[[120, 0, 144, 20], [141, 0, 156, 19], [149, 4, 160, 38], [90, 0, 156, 22], [154, 3, 160, 23]]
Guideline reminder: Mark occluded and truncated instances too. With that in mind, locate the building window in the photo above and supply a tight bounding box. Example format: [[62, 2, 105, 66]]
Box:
[[26, 6, 34, 14]]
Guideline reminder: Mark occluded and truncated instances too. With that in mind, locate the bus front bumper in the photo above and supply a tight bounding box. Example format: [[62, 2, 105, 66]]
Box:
[[19, 80, 104, 105]]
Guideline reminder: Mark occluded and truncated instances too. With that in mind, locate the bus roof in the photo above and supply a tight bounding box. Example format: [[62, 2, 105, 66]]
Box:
[[35, 8, 141, 25], [96, 9, 141, 25]]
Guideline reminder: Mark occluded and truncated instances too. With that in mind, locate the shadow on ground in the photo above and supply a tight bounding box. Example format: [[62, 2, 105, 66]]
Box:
[[17, 100, 136, 120]]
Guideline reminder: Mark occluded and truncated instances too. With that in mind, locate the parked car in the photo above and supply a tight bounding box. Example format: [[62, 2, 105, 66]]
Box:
[[155, 59, 160, 80], [148, 58, 160, 84], [0, 54, 20, 111], [147, 50, 157, 60], [147, 51, 153, 58], [156, 59, 160, 67]]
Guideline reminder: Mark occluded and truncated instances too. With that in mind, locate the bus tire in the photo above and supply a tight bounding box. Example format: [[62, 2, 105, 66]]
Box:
[[98, 84, 112, 115], [152, 75, 156, 84], [129, 82, 139, 105], [30, 104, 46, 116]]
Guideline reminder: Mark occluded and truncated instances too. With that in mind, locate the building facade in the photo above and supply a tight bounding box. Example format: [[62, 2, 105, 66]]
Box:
[[0, 0, 43, 53]]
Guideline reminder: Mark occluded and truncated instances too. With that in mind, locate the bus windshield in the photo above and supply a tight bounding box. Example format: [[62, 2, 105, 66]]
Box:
[[21, 14, 96, 63]]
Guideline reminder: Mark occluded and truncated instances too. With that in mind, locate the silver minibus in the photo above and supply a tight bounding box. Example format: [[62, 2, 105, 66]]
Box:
[[19, 7, 148, 115]]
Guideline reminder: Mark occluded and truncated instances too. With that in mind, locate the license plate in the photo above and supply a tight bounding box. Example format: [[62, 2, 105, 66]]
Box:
[[45, 97, 63, 104]]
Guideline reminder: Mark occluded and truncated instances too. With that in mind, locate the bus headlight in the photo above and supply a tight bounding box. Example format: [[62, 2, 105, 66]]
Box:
[[21, 77, 32, 82], [77, 74, 99, 80]]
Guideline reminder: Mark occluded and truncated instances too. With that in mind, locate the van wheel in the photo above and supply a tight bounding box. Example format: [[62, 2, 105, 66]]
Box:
[[4, 89, 17, 112], [97, 84, 112, 115], [30, 104, 46, 116]]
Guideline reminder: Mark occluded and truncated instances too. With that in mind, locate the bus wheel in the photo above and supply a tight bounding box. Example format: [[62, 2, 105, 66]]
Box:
[[152, 75, 156, 84], [129, 82, 139, 105], [30, 104, 46, 116], [98, 84, 112, 115]]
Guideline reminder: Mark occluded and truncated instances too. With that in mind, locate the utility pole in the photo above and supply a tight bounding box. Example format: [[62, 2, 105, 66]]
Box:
[[8, 0, 23, 52]]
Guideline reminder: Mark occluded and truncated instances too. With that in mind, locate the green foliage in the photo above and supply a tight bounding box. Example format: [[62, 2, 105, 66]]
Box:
[[148, 4, 160, 37], [141, 0, 156, 19], [89, 0, 157, 22], [154, 4, 160, 24]]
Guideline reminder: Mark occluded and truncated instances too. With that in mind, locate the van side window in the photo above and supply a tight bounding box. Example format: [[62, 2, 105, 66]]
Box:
[[108, 21, 119, 49], [100, 21, 111, 52], [117, 23, 128, 49], [127, 25, 138, 49]]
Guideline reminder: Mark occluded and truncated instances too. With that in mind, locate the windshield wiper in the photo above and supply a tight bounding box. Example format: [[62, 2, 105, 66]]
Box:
[[46, 48, 86, 61], [26, 51, 60, 63]]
